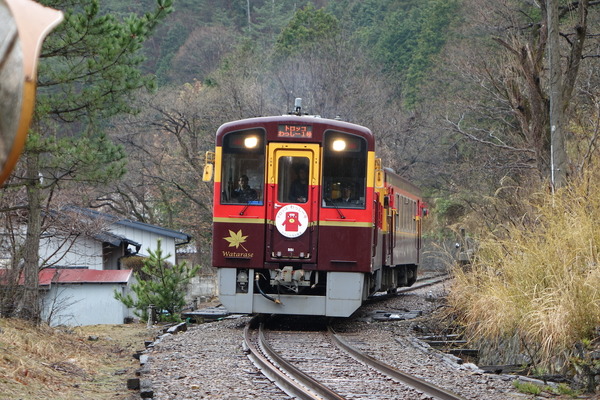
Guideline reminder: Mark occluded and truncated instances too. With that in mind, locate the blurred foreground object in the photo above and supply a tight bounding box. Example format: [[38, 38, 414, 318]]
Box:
[[0, 0, 62, 184]]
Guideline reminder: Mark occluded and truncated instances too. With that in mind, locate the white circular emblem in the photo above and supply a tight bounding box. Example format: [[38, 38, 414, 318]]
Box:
[[275, 204, 309, 238]]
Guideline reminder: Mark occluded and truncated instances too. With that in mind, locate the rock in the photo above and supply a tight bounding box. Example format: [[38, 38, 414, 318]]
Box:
[[127, 378, 140, 390], [140, 379, 153, 398]]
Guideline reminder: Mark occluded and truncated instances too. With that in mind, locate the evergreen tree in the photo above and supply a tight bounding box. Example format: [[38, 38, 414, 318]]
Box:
[[372, 0, 459, 107], [5, 0, 173, 322], [248, 0, 299, 47], [274, 4, 340, 57], [114, 240, 199, 322]]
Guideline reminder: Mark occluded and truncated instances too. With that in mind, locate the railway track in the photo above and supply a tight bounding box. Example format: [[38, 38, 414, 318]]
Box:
[[243, 315, 467, 400]]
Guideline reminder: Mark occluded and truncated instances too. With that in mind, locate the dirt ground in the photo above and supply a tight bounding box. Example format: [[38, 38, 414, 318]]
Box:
[[0, 318, 159, 400]]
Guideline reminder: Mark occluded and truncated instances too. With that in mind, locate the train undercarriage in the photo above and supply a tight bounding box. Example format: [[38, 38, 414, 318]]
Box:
[[218, 263, 418, 317]]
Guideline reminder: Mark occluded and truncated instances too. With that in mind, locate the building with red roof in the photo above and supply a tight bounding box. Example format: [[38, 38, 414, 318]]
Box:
[[1, 206, 192, 326]]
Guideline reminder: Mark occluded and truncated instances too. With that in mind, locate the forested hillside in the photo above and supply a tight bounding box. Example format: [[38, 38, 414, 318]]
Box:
[[112, 0, 600, 238]]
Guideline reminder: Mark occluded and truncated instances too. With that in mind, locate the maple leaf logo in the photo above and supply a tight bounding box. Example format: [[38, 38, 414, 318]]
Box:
[[224, 229, 248, 251]]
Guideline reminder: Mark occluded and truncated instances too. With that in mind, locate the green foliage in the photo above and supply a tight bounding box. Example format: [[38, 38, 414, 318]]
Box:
[[512, 380, 542, 395], [371, 0, 459, 107], [38, 0, 173, 122], [26, 130, 126, 184], [154, 22, 189, 85], [553, 383, 580, 396], [275, 4, 340, 57], [327, 0, 417, 44], [249, 0, 298, 46], [21, 0, 173, 187], [114, 240, 199, 322], [513, 380, 577, 397]]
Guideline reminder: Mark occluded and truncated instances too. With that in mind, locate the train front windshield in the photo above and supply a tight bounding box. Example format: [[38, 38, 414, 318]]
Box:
[[322, 131, 367, 208], [220, 129, 265, 205]]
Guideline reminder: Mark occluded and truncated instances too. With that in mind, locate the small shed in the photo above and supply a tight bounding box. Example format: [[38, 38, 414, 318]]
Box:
[[39, 268, 136, 326]]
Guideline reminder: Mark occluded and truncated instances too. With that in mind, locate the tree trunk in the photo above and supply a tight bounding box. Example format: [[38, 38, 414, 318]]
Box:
[[20, 151, 42, 321], [547, 0, 567, 188]]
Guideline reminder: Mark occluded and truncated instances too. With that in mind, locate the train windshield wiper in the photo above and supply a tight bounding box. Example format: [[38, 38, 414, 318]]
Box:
[[325, 198, 345, 219], [239, 201, 251, 215]]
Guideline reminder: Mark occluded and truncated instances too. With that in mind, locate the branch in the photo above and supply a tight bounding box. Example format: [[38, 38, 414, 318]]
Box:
[[446, 114, 536, 154]]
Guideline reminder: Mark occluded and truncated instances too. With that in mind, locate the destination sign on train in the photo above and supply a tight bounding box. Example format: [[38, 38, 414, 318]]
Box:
[[278, 125, 312, 138]]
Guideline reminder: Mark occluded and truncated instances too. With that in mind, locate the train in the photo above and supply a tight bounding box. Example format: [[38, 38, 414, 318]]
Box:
[[204, 104, 426, 317]]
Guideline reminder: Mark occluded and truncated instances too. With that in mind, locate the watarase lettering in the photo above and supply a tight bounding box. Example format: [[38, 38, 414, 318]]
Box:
[[223, 251, 254, 258]]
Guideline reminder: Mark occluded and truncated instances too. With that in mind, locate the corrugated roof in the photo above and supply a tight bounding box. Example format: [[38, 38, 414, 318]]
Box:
[[38, 268, 133, 286]]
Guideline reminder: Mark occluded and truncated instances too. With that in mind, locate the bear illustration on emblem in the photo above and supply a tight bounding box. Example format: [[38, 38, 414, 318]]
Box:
[[275, 204, 308, 238]]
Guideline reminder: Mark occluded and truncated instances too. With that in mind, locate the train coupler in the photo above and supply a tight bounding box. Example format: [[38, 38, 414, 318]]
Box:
[[270, 266, 312, 293]]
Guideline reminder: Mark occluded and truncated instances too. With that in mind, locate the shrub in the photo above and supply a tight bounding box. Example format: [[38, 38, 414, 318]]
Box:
[[115, 240, 199, 322]]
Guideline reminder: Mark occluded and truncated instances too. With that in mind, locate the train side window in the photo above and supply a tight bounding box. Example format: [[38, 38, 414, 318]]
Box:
[[404, 197, 410, 230], [402, 196, 409, 231], [220, 129, 265, 205], [322, 131, 367, 209], [400, 196, 404, 230]]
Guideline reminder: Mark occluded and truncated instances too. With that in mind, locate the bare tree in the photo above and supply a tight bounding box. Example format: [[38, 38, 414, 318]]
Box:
[[104, 84, 220, 267], [442, 0, 597, 186]]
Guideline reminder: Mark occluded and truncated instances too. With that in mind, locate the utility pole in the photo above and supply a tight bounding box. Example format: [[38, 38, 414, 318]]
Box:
[[547, 0, 567, 189]]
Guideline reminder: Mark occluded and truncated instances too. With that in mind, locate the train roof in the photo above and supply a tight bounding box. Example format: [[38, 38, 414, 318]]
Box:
[[215, 115, 374, 149], [384, 167, 422, 197]]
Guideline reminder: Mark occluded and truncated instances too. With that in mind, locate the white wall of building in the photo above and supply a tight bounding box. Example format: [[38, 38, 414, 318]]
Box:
[[38, 226, 182, 270], [41, 283, 136, 326], [39, 235, 104, 270], [110, 225, 178, 265]]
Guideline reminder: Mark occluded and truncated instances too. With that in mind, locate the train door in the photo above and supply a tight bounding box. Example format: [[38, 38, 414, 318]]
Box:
[[266, 143, 320, 263]]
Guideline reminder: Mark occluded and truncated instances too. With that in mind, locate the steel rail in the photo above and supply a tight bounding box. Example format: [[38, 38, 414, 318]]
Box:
[[328, 326, 467, 400], [367, 272, 451, 303], [397, 272, 451, 293], [243, 321, 318, 399], [243, 320, 345, 400], [257, 323, 346, 400]]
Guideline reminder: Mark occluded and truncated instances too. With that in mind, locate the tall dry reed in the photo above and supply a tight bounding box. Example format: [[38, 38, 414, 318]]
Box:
[[448, 172, 600, 372]]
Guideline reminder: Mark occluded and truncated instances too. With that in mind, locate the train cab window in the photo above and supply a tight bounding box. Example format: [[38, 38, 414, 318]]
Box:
[[220, 129, 265, 205], [278, 156, 309, 203], [322, 131, 367, 209]]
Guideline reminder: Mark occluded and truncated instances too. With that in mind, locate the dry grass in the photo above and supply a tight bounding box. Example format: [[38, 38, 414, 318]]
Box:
[[448, 173, 600, 372], [0, 318, 158, 400]]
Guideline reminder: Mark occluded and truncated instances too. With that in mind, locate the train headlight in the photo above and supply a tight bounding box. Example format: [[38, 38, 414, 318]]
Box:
[[332, 139, 346, 151], [244, 136, 258, 148]]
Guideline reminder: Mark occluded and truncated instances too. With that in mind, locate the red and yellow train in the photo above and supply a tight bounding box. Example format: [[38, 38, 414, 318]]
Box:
[[205, 110, 426, 317]]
